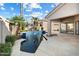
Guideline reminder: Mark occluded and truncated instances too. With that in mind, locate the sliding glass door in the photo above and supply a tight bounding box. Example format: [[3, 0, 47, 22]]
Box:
[[76, 21, 79, 35], [67, 23, 74, 34], [60, 23, 66, 33], [78, 21, 79, 35]]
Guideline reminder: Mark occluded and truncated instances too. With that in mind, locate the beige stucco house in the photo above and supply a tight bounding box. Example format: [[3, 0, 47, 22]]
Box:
[[45, 3, 79, 36], [0, 16, 11, 44]]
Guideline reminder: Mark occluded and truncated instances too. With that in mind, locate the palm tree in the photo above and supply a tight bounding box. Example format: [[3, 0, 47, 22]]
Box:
[[20, 3, 23, 17], [10, 16, 26, 35], [31, 17, 40, 30], [32, 17, 39, 25]]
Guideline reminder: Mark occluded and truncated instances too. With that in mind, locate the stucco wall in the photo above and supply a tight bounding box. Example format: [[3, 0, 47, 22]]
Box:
[[0, 19, 11, 44], [0, 21, 2, 43], [48, 3, 79, 20], [42, 21, 48, 32]]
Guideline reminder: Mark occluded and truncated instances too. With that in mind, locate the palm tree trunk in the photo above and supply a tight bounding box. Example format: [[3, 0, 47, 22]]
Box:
[[15, 3, 23, 36], [20, 3, 23, 17], [16, 23, 20, 36]]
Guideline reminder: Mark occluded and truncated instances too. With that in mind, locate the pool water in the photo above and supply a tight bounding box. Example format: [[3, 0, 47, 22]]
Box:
[[20, 31, 43, 53]]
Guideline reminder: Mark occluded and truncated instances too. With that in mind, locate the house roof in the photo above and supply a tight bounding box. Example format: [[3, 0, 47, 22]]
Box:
[[0, 16, 10, 23], [0, 16, 6, 22], [45, 3, 65, 19]]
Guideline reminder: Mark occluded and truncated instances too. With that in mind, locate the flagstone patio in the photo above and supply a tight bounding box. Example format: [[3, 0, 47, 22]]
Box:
[[11, 34, 79, 56]]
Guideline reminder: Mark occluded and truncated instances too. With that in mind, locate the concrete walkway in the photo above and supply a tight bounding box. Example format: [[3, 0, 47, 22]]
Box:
[[11, 34, 79, 56]]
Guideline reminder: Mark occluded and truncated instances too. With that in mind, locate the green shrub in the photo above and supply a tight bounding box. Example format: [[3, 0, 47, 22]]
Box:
[[0, 42, 12, 56], [0, 35, 16, 56], [5, 35, 16, 46]]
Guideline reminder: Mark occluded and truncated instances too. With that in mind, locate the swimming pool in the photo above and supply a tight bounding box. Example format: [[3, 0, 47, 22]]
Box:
[[20, 31, 43, 53]]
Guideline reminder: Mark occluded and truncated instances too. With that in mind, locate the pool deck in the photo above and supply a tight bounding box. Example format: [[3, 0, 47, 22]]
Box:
[[11, 33, 79, 56]]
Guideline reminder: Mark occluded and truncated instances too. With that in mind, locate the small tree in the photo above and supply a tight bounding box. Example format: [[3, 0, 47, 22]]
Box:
[[32, 17, 39, 26], [10, 16, 26, 35], [31, 17, 40, 30]]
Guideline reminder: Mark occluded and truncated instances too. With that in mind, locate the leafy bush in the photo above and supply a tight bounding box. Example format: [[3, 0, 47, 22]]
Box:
[[5, 35, 16, 46], [0, 42, 12, 56], [0, 35, 16, 56]]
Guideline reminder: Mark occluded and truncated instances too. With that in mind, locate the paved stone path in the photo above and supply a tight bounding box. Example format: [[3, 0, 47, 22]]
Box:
[[11, 34, 79, 56]]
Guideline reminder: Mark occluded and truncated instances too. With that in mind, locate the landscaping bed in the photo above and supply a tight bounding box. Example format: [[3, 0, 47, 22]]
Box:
[[0, 42, 12, 56], [0, 35, 16, 56]]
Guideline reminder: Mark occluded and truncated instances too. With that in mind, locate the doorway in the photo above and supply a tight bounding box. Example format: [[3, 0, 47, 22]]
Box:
[[66, 22, 74, 34], [60, 23, 66, 33], [76, 21, 79, 35]]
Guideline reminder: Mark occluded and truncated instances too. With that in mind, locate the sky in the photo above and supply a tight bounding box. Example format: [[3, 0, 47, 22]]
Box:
[[0, 3, 59, 21]]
